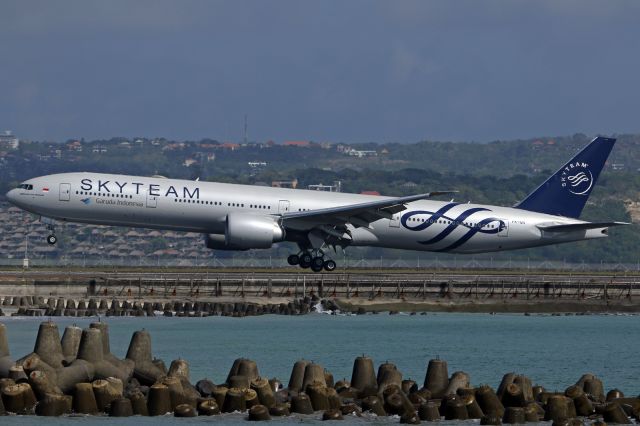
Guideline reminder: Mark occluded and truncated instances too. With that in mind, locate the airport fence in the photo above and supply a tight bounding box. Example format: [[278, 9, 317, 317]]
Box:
[[1, 255, 640, 272]]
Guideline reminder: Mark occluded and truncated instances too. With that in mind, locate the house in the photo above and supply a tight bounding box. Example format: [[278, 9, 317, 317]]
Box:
[[0, 131, 19, 150], [221, 143, 240, 151], [272, 179, 298, 189], [347, 149, 377, 158], [283, 141, 311, 148], [66, 140, 83, 152]]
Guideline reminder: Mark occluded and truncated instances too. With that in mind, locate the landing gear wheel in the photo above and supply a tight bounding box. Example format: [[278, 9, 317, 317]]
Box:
[[287, 254, 300, 266], [311, 257, 324, 269], [46, 235, 57, 245], [323, 260, 337, 272], [299, 253, 313, 268], [311, 262, 324, 273]]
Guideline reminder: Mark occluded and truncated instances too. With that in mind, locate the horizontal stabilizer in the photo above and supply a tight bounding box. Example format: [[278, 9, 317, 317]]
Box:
[[537, 221, 629, 232]]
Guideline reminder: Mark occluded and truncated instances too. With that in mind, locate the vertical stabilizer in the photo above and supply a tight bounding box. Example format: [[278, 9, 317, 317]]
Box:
[[515, 137, 616, 218]]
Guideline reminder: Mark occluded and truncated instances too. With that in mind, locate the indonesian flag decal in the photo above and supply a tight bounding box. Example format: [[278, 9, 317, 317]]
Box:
[[42, 187, 49, 192]]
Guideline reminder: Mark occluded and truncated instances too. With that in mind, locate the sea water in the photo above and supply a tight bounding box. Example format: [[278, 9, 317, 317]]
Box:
[[2, 312, 639, 424]]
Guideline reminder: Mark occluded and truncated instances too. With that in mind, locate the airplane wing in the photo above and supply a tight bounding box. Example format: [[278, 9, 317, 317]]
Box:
[[280, 191, 455, 231], [537, 221, 629, 232]]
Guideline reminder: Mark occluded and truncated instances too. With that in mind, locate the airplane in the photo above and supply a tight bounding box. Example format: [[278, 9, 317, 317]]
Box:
[[5, 136, 627, 272]]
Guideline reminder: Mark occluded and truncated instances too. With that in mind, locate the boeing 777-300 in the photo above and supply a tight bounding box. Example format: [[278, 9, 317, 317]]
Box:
[[5, 136, 627, 272]]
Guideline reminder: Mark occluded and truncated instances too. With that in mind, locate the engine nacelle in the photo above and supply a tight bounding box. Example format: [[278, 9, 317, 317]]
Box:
[[205, 233, 245, 251], [205, 213, 284, 251]]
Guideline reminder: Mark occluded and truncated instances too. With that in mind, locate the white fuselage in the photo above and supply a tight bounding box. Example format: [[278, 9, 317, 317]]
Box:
[[6, 172, 608, 254]]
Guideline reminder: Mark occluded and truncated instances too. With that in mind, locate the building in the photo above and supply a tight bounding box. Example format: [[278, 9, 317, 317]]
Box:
[[0, 131, 19, 150], [308, 181, 342, 192], [283, 141, 311, 148], [272, 179, 298, 189], [347, 149, 377, 158]]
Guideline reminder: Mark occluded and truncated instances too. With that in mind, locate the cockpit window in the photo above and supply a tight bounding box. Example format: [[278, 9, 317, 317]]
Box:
[[17, 184, 33, 190]]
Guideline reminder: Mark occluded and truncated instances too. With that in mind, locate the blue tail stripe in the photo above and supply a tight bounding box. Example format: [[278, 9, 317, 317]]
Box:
[[515, 136, 616, 218]]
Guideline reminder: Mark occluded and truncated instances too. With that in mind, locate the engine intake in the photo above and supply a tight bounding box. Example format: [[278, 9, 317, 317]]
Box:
[[205, 213, 284, 250]]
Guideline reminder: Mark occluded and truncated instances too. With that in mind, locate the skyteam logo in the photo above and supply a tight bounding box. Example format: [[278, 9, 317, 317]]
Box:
[[560, 162, 593, 196], [81, 198, 91, 205]]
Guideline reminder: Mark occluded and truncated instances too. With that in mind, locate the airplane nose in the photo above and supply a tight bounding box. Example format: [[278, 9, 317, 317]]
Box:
[[5, 189, 16, 205]]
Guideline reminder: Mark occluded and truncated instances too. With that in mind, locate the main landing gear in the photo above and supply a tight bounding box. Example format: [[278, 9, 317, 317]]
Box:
[[287, 250, 337, 273]]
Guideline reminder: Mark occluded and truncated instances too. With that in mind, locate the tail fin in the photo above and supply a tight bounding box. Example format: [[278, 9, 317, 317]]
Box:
[[515, 136, 616, 218]]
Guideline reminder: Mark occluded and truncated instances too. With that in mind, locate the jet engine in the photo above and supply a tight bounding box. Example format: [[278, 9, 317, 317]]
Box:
[[205, 213, 284, 250]]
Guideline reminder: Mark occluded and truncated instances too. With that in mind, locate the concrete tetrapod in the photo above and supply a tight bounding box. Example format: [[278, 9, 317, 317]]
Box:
[[197, 398, 220, 415], [269, 403, 290, 416], [125, 330, 165, 385], [90, 322, 134, 378], [34, 392, 72, 416], [322, 408, 344, 421], [503, 406, 526, 424], [211, 386, 228, 407], [513, 375, 534, 403], [76, 328, 128, 382], [28, 370, 62, 400], [174, 403, 197, 417], [147, 383, 172, 416], [603, 402, 632, 424], [251, 377, 276, 408], [73, 382, 99, 414], [129, 390, 149, 416], [476, 384, 506, 417], [248, 404, 272, 421], [2, 382, 37, 413], [424, 359, 449, 399], [162, 375, 190, 410], [0, 323, 15, 378], [463, 393, 485, 419], [418, 401, 441, 421], [361, 395, 387, 416], [92, 378, 122, 412], [222, 387, 246, 412], [350, 356, 377, 396], [60, 325, 82, 364], [291, 393, 314, 414], [109, 397, 134, 417], [288, 359, 309, 393], [445, 371, 470, 396], [33, 322, 65, 368], [302, 362, 327, 391], [307, 383, 330, 411], [377, 362, 398, 385]]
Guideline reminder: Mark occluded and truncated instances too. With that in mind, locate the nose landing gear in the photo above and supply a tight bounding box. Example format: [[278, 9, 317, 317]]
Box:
[[45, 222, 57, 245], [287, 250, 337, 272]]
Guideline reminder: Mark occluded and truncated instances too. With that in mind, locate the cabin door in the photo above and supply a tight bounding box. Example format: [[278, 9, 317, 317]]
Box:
[[59, 183, 70, 201], [278, 200, 290, 214], [146, 191, 157, 208], [497, 220, 509, 237]]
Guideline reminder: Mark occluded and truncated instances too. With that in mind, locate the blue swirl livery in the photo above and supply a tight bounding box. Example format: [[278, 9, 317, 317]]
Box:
[[401, 203, 506, 252]]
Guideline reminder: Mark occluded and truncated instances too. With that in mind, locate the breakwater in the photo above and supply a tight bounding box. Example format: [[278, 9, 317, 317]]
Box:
[[0, 320, 638, 423], [1, 269, 640, 313]]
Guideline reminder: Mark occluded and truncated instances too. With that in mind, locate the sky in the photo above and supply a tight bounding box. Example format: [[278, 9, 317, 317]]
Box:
[[1, 0, 639, 143]]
